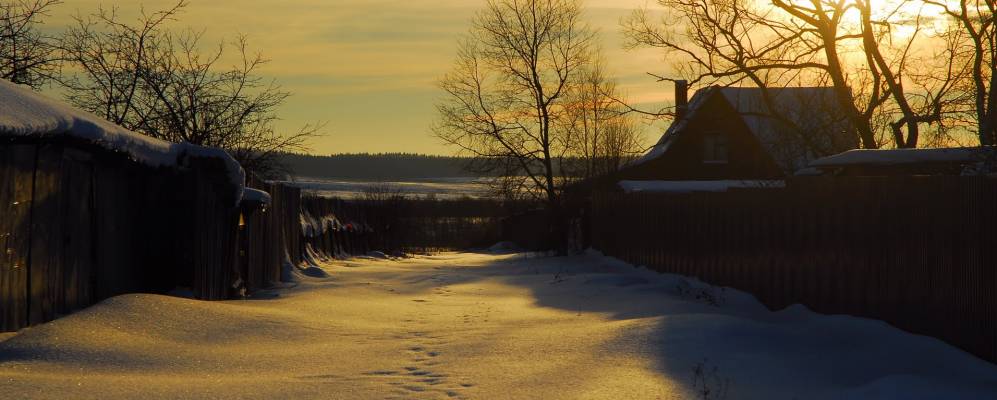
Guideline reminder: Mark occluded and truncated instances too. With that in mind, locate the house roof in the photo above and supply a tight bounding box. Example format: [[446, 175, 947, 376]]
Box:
[[809, 147, 983, 168], [632, 86, 858, 174], [0, 78, 246, 204]]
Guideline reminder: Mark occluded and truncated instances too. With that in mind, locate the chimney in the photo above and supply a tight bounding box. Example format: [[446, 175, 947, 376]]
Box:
[[675, 80, 689, 120]]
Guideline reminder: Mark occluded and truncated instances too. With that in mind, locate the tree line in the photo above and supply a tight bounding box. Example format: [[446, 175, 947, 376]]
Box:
[[1, 0, 318, 178]]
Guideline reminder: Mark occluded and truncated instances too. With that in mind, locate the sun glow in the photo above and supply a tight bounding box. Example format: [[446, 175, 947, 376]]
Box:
[[773, 0, 951, 38], [856, 0, 952, 37]]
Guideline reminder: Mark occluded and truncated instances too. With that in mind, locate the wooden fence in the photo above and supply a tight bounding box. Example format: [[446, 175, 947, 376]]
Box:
[[240, 177, 301, 292], [2, 139, 522, 333], [589, 176, 997, 362], [1, 139, 243, 330], [501, 209, 556, 251], [300, 196, 372, 258], [300, 196, 509, 257], [387, 199, 506, 252]]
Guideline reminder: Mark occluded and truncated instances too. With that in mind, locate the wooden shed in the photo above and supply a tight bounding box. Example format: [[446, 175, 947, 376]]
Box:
[[1, 79, 248, 331]]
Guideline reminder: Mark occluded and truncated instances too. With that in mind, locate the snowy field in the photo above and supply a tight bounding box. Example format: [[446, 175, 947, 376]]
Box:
[[286, 177, 494, 199], [1, 251, 997, 399]]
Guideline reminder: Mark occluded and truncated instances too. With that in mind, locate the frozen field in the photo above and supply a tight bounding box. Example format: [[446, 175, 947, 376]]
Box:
[[1, 251, 996, 399], [285, 177, 494, 199]]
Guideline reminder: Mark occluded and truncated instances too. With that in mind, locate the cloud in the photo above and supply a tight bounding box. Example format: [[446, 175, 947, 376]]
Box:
[[49, 0, 669, 154]]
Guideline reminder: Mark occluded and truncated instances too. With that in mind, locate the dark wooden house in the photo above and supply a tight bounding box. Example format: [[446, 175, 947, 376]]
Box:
[[618, 83, 859, 182]]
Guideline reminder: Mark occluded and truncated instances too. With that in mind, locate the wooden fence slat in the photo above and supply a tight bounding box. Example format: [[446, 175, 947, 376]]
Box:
[[0, 145, 35, 331]]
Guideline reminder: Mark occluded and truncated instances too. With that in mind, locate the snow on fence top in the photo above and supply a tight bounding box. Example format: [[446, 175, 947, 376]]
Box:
[[242, 188, 272, 206], [300, 209, 343, 238], [809, 147, 982, 168], [618, 180, 785, 193], [0, 79, 246, 205]]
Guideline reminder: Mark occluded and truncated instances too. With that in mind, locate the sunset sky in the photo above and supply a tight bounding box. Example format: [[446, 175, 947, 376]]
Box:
[[47, 0, 671, 155]]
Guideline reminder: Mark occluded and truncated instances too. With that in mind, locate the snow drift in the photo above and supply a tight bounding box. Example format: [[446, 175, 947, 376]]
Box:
[[1, 251, 995, 399]]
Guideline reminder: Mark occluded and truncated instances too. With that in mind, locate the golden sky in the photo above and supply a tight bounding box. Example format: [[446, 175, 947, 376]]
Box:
[[47, 0, 671, 155]]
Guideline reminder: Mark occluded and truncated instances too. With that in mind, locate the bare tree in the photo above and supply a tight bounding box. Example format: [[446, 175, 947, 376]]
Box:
[[60, 2, 185, 130], [434, 0, 595, 208], [60, 1, 319, 178], [562, 60, 645, 180], [623, 0, 964, 149], [853, 0, 967, 148], [924, 0, 996, 146], [0, 0, 61, 88], [623, 0, 880, 149]]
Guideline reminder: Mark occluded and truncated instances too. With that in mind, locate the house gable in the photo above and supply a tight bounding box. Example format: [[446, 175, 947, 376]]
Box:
[[620, 91, 785, 180]]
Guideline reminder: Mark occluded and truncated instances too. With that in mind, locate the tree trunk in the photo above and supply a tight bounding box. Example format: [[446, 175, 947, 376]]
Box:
[[984, 74, 997, 146], [822, 30, 879, 149]]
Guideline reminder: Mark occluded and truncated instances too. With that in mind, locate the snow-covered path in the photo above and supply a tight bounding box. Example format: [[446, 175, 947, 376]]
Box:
[[1, 252, 997, 399]]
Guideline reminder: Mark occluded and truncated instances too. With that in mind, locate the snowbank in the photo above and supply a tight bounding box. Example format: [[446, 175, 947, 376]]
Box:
[[0, 79, 246, 204], [487, 241, 521, 253]]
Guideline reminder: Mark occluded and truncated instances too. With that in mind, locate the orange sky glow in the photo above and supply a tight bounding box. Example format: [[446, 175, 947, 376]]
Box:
[[43, 0, 952, 155], [43, 0, 672, 155]]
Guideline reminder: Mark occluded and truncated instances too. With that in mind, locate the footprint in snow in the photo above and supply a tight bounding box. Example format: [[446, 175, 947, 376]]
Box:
[[362, 370, 399, 376]]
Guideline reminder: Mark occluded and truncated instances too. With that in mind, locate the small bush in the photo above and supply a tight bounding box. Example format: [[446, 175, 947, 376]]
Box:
[[691, 358, 730, 400]]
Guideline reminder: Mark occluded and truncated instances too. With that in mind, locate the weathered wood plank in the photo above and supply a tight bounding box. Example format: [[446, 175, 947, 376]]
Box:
[[60, 149, 95, 313], [0, 145, 36, 331], [28, 144, 64, 325]]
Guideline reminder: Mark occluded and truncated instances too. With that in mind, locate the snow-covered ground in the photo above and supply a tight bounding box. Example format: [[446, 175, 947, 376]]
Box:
[[1, 251, 996, 399]]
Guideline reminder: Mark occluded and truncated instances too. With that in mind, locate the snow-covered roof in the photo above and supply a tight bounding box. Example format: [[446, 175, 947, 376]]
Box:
[[809, 147, 983, 168], [0, 79, 246, 205], [618, 180, 785, 193], [632, 86, 857, 173], [631, 87, 714, 166]]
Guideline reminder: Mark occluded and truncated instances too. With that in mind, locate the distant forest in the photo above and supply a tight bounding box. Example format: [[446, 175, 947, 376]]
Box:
[[279, 153, 485, 180]]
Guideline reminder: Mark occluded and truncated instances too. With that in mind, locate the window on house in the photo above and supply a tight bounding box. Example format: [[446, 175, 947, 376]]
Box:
[[703, 132, 729, 163]]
